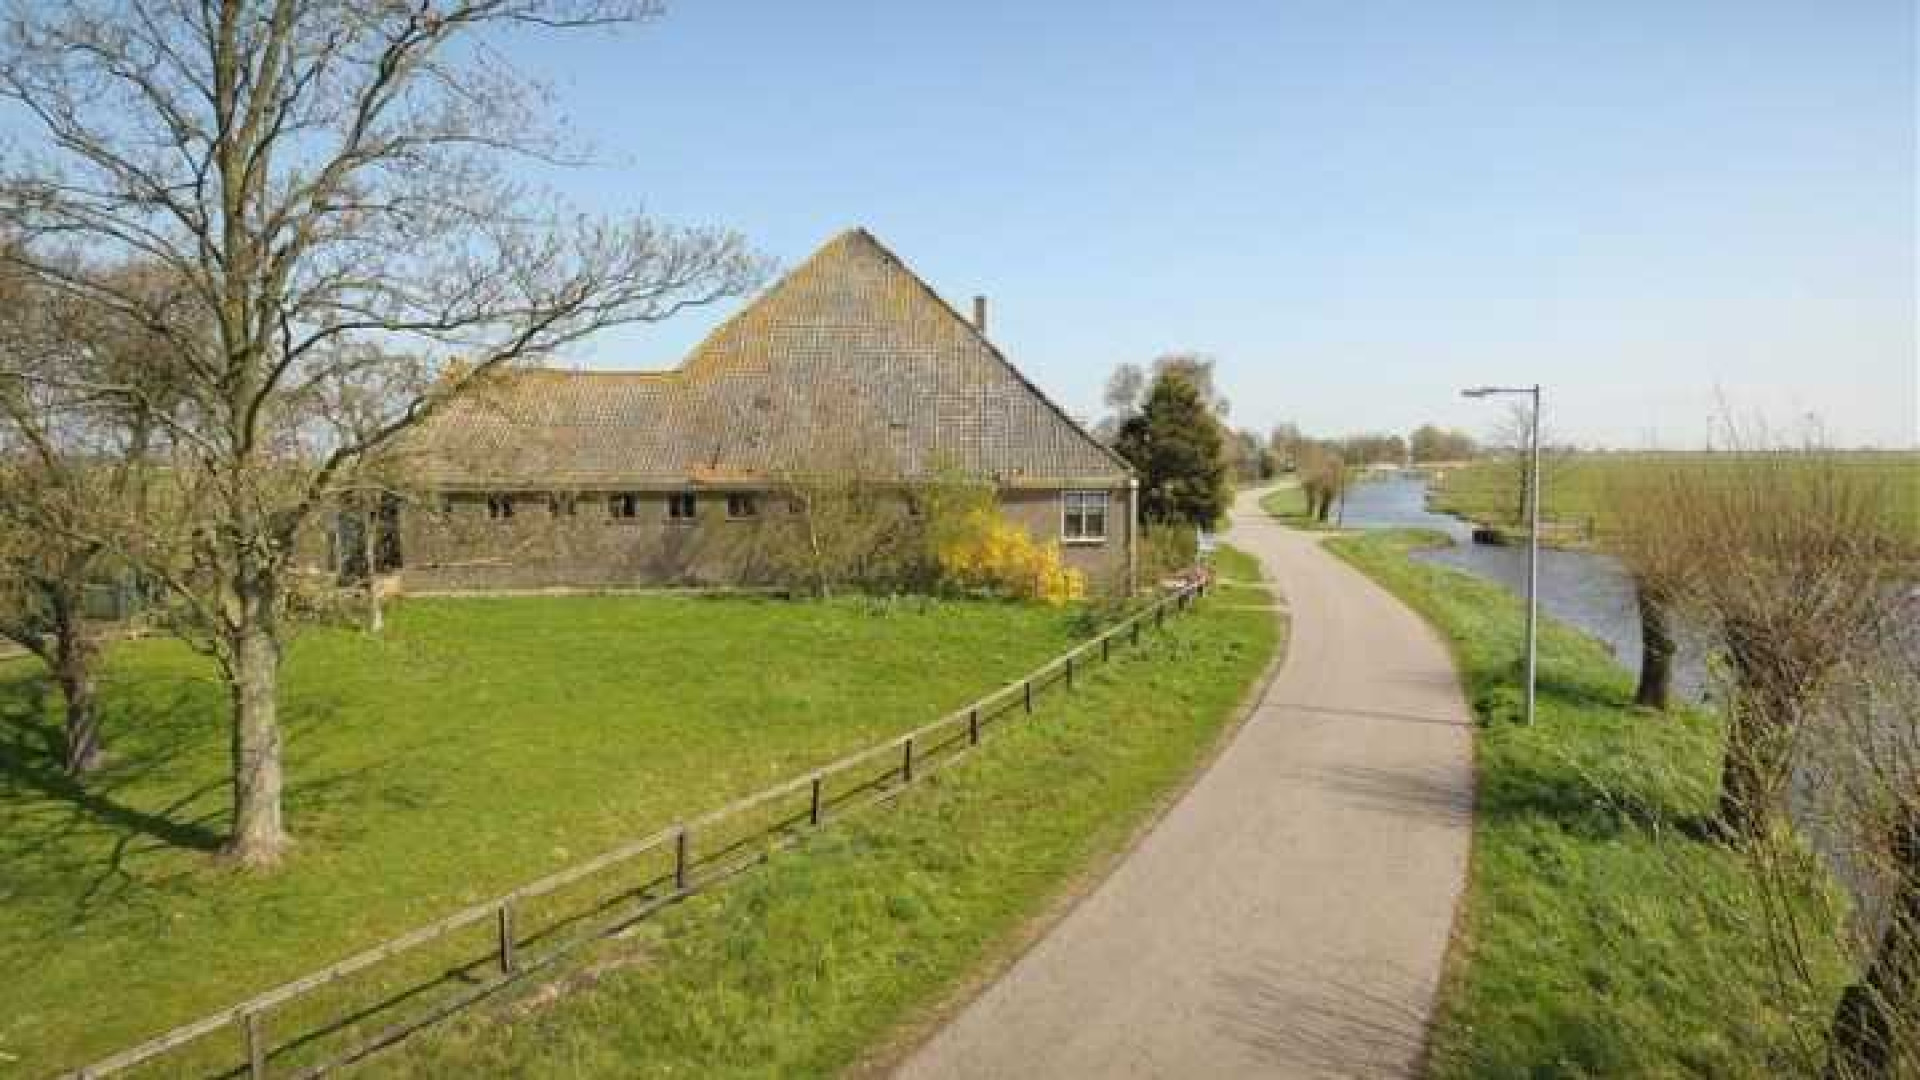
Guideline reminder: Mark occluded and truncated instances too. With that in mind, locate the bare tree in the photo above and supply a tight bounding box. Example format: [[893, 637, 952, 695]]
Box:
[[1819, 618, 1920, 1078], [1295, 441, 1348, 523], [1598, 469, 1698, 710], [1657, 448, 1910, 841], [0, 0, 764, 865], [0, 259, 177, 775], [1484, 401, 1576, 530]]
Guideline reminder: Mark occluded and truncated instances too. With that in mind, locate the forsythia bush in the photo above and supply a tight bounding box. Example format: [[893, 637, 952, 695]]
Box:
[[936, 507, 1084, 605]]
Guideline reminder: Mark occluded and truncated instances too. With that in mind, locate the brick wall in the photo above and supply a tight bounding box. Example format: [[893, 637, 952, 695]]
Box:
[[398, 485, 1134, 593]]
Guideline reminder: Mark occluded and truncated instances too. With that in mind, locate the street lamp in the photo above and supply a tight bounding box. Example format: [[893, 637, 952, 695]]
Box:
[[1462, 384, 1542, 726]]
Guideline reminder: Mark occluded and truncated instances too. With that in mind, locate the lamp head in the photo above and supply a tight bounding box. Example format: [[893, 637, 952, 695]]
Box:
[[1461, 387, 1497, 399]]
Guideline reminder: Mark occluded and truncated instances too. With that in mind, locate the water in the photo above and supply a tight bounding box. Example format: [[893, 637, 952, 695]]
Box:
[[1333, 472, 1909, 914], [1334, 472, 1711, 700]]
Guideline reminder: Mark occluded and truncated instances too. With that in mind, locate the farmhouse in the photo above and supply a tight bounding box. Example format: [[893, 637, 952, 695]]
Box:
[[396, 228, 1137, 591]]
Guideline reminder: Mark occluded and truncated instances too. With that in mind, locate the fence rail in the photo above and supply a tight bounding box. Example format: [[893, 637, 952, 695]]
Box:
[[64, 579, 1209, 1080]]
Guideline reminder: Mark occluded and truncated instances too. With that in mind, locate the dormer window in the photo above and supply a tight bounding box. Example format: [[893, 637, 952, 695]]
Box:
[[668, 492, 697, 521], [486, 494, 515, 521]]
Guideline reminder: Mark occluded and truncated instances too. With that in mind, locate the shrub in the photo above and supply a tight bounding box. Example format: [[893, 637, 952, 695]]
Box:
[[935, 507, 1084, 606]]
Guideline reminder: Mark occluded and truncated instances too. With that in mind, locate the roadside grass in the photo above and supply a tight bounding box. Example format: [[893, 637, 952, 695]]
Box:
[[361, 546, 1281, 1078], [1327, 530, 1850, 1077], [0, 593, 1091, 1075], [1258, 482, 1330, 530]]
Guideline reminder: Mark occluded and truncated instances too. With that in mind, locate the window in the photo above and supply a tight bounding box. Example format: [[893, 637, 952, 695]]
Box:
[[726, 493, 758, 519], [486, 494, 515, 521], [608, 493, 638, 520], [549, 493, 577, 517], [1063, 491, 1109, 543], [668, 492, 697, 521]]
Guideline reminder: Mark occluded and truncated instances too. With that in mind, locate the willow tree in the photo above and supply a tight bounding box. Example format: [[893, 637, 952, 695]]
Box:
[[0, 0, 763, 865]]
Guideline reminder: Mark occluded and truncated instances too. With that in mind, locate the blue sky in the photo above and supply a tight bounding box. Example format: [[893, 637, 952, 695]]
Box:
[[520, 1, 1914, 448]]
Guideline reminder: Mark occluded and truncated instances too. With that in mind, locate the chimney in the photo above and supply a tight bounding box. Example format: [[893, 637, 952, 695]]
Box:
[[972, 295, 988, 335]]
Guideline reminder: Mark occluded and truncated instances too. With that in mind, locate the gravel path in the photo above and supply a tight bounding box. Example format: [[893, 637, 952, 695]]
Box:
[[894, 487, 1475, 1078]]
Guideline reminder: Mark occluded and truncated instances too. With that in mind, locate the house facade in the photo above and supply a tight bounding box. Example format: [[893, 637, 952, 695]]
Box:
[[395, 229, 1137, 592]]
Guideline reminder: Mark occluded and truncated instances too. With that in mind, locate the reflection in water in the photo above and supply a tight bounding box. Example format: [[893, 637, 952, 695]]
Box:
[[1335, 473, 1710, 700]]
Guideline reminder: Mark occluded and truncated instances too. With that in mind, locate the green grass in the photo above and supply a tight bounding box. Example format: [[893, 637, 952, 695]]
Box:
[[1, 593, 1099, 1075], [1326, 530, 1849, 1077], [358, 547, 1280, 1078], [1258, 482, 1330, 529], [1427, 451, 1920, 536]]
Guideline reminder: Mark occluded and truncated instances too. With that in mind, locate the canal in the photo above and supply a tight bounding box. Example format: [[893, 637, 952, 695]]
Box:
[[1333, 471, 1712, 700]]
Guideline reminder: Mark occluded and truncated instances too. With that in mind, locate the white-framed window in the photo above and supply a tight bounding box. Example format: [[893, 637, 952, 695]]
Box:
[[726, 493, 758, 519], [486, 494, 515, 521], [1062, 490, 1109, 543], [668, 492, 697, 521], [608, 493, 638, 519]]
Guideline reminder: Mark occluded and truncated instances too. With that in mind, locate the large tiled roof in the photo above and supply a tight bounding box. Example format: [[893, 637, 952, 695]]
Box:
[[411, 228, 1130, 488]]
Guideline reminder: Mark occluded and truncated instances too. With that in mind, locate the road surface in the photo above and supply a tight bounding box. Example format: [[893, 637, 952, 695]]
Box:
[[894, 486, 1475, 1079]]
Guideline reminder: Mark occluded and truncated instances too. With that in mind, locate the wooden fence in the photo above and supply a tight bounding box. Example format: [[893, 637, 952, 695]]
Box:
[[64, 580, 1208, 1080]]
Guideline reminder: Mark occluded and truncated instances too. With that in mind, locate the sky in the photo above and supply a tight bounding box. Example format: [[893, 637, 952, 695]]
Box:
[[510, 2, 1912, 448]]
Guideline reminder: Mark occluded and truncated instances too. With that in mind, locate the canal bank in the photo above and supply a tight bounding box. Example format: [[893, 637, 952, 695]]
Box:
[[1330, 471, 1712, 700]]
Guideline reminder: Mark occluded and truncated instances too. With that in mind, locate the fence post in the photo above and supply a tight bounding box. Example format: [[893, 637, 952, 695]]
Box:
[[244, 1009, 267, 1080], [1101, 636, 1110, 662], [497, 902, 516, 975], [1066, 655, 1075, 689], [968, 707, 980, 746], [903, 737, 915, 783], [674, 827, 691, 892], [1157, 605, 1164, 629], [809, 776, 824, 826], [1023, 680, 1033, 714]]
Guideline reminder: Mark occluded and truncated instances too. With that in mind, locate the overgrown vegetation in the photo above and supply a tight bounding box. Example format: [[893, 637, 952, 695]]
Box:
[[1328, 530, 1853, 1077], [364, 548, 1279, 1078], [0, 593, 1088, 1075]]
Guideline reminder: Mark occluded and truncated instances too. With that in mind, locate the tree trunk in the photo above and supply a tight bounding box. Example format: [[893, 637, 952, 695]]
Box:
[[56, 633, 104, 776], [226, 613, 288, 867], [1827, 810, 1920, 1078], [1634, 582, 1675, 711]]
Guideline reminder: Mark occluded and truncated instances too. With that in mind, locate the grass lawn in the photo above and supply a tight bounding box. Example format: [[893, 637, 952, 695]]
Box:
[[1, 593, 1100, 1076], [1427, 451, 1920, 536], [1327, 530, 1850, 1077], [355, 546, 1280, 1078]]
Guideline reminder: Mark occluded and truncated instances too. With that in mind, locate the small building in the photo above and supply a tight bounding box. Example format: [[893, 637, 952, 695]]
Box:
[[398, 228, 1137, 591]]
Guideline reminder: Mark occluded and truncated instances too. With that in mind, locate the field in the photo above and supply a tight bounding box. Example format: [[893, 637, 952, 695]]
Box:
[[1328, 530, 1850, 1076], [1, 593, 1093, 1075], [365, 546, 1280, 1077], [1427, 451, 1920, 538]]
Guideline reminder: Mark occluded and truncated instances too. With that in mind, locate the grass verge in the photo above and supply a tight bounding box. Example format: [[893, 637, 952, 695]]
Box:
[[1326, 529, 1849, 1077], [357, 546, 1282, 1078], [1258, 483, 1331, 530], [1, 593, 1087, 1075]]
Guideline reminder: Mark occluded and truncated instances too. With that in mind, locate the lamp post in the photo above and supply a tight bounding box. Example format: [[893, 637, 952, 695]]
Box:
[[1462, 384, 1542, 726]]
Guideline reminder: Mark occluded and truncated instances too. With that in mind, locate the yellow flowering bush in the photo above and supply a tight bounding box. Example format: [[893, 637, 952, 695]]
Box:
[[935, 507, 1084, 606]]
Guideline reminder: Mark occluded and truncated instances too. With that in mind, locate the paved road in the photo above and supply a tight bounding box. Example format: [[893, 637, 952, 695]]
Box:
[[894, 487, 1475, 1079]]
